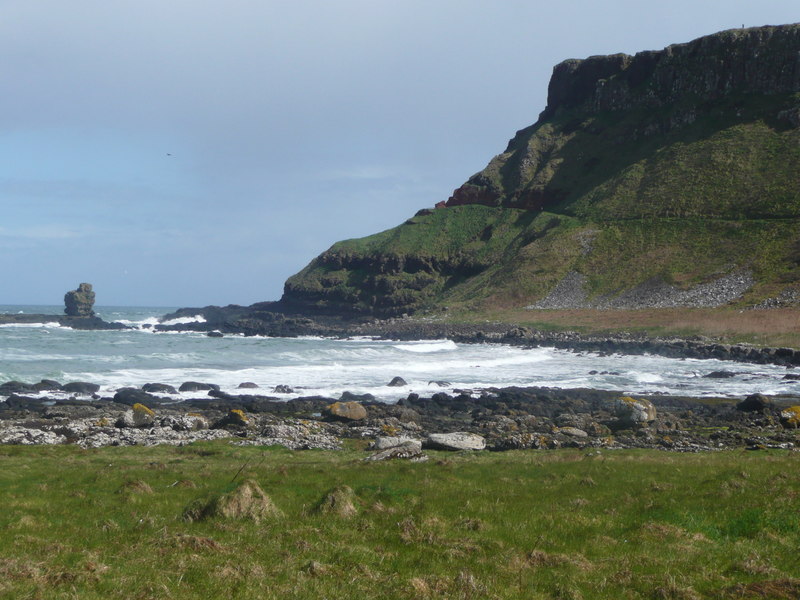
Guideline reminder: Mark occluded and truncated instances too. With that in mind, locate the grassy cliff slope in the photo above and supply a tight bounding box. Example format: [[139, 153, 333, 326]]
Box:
[[283, 25, 800, 318]]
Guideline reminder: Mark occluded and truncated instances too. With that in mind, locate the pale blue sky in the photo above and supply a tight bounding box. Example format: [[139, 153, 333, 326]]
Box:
[[2, 1, 798, 306]]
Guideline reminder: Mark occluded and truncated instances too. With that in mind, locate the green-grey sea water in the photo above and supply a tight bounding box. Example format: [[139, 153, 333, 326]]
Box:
[[1, 305, 796, 402]]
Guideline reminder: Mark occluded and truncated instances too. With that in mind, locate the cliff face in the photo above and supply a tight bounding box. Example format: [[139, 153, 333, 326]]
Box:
[[283, 24, 800, 318], [544, 25, 800, 118]]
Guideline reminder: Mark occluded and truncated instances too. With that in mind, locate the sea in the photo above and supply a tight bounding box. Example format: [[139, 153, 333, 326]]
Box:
[[1, 305, 798, 403]]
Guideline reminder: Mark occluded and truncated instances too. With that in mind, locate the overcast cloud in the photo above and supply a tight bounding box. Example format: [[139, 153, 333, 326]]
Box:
[[2, 0, 798, 306]]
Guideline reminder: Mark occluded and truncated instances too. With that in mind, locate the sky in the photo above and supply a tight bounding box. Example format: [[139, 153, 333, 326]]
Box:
[[2, 1, 798, 307]]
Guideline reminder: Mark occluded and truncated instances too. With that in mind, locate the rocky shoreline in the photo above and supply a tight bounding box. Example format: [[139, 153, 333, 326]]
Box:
[[2, 378, 798, 455], [154, 303, 800, 367]]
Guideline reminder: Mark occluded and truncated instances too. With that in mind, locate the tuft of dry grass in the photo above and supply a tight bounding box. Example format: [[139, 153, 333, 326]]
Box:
[[718, 578, 800, 599], [183, 479, 283, 523], [315, 485, 358, 518]]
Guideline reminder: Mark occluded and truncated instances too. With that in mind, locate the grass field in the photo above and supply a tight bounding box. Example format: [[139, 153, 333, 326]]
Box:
[[1, 442, 798, 599]]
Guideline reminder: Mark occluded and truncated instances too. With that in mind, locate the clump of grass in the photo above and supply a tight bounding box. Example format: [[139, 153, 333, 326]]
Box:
[[315, 485, 358, 518], [720, 578, 800, 599], [184, 478, 283, 523]]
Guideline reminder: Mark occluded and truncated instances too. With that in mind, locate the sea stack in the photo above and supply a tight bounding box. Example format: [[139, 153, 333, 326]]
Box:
[[64, 283, 96, 317]]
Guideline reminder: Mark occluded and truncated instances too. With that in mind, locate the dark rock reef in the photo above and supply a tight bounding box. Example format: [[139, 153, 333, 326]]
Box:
[[0, 283, 127, 330]]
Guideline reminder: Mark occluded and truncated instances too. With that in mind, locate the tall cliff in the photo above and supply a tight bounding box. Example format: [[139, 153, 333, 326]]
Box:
[[283, 24, 800, 318]]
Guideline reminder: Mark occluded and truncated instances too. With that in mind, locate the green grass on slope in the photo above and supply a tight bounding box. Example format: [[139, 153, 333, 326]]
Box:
[[0, 443, 798, 600], [331, 205, 533, 259]]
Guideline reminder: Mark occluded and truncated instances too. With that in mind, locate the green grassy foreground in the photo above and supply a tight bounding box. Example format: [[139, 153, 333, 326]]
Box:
[[1, 442, 798, 599]]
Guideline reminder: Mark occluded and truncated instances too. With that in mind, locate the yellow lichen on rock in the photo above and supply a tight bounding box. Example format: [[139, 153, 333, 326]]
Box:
[[131, 403, 155, 427], [780, 406, 800, 428], [132, 403, 154, 417], [230, 409, 249, 423]]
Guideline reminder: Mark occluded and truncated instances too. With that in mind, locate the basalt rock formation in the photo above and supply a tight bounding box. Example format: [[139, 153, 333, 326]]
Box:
[[64, 283, 95, 317], [0, 284, 127, 330], [282, 24, 800, 318]]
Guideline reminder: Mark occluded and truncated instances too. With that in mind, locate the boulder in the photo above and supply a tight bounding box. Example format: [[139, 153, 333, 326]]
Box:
[[387, 376, 408, 387], [425, 432, 486, 451], [206, 331, 224, 338], [703, 370, 738, 379], [612, 396, 657, 426], [339, 391, 375, 403], [779, 406, 800, 428], [736, 393, 772, 412], [369, 436, 422, 451], [557, 427, 589, 438], [212, 409, 250, 429], [62, 382, 100, 395], [272, 384, 294, 393], [64, 283, 95, 317], [178, 381, 220, 392], [33, 379, 63, 392], [117, 403, 156, 428], [161, 415, 209, 431], [113, 388, 160, 406], [365, 441, 427, 462], [0, 381, 37, 395], [324, 401, 368, 421], [238, 382, 260, 389], [142, 383, 179, 394]]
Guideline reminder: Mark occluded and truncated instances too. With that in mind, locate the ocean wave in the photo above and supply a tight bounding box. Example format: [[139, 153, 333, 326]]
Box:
[[0, 322, 63, 329], [392, 340, 458, 353], [160, 315, 207, 326], [115, 317, 160, 328]]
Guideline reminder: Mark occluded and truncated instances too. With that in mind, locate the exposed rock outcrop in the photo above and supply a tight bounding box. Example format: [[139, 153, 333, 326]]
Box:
[[279, 24, 800, 318], [64, 283, 95, 317]]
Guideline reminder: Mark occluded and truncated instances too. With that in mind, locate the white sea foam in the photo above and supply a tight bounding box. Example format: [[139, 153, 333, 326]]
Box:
[[114, 317, 160, 328], [0, 322, 63, 329], [392, 340, 458, 353], [160, 315, 207, 326]]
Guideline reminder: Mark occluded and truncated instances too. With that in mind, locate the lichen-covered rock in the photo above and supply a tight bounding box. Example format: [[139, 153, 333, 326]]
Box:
[[160, 414, 208, 431], [780, 406, 800, 428], [364, 441, 427, 462], [212, 409, 250, 429], [324, 401, 368, 421], [64, 283, 95, 317], [369, 436, 421, 451], [557, 426, 588, 438], [117, 403, 155, 428], [737, 394, 772, 412], [425, 432, 486, 451], [0, 426, 66, 445], [613, 396, 657, 426]]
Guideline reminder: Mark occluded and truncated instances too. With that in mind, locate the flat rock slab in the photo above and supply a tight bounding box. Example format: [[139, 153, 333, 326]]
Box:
[[370, 436, 422, 451], [425, 432, 485, 451]]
